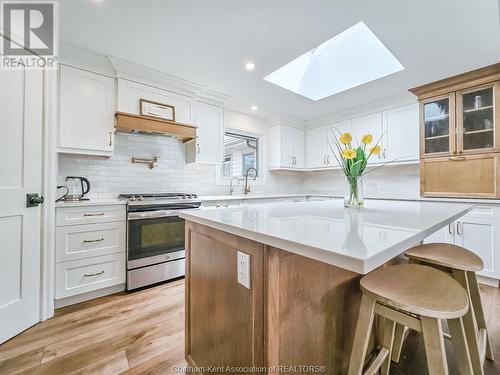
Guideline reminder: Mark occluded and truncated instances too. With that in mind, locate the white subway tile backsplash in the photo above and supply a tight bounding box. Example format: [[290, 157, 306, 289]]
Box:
[[58, 133, 304, 199]]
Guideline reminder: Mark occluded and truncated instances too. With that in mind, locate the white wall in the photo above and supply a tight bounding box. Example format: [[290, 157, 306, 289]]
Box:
[[57, 109, 303, 199]]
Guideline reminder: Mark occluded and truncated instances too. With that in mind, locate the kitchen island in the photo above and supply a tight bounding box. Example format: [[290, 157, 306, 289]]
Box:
[[179, 199, 472, 374]]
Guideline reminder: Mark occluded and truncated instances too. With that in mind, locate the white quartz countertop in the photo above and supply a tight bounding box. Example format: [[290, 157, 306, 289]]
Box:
[[199, 194, 311, 202], [180, 199, 473, 274], [55, 198, 126, 208]]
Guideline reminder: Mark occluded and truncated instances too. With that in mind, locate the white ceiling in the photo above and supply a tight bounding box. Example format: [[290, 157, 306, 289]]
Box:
[[60, 0, 500, 120]]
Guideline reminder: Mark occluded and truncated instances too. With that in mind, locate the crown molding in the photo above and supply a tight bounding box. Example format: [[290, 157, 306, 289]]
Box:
[[266, 113, 305, 128], [59, 43, 230, 106]]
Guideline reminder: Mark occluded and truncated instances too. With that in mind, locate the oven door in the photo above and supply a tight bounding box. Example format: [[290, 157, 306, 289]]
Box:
[[127, 210, 186, 269]]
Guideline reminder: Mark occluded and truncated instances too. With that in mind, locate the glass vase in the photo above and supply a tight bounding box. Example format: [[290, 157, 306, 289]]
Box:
[[344, 176, 364, 208]]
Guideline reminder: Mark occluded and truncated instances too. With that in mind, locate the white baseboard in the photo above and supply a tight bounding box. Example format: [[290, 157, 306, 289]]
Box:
[[54, 283, 126, 309], [477, 275, 499, 288]]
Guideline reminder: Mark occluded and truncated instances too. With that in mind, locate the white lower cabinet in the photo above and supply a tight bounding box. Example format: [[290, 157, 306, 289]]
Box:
[[425, 207, 500, 279], [55, 204, 126, 299], [56, 253, 126, 299]]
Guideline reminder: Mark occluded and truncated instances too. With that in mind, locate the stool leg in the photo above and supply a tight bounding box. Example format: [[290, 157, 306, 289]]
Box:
[[453, 269, 485, 375], [391, 323, 408, 363], [448, 317, 474, 375], [348, 294, 376, 375], [421, 317, 449, 375], [381, 319, 396, 375], [467, 271, 494, 361]]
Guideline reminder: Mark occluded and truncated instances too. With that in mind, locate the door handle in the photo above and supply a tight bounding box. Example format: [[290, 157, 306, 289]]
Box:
[[448, 156, 466, 161], [456, 221, 462, 236], [26, 193, 44, 207], [323, 156, 326, 165], [83, 270, 104, 277]]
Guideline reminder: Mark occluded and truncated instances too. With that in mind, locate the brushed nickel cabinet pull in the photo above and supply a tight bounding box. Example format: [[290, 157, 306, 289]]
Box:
[[83, 213, 104, 217], [83, 238, 104, 243], [109, 131, 113, 147], [83, 270, 104, 277]]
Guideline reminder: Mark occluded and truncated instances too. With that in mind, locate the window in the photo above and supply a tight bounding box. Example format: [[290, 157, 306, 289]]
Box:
[[264, 22, 404, 101], [220, 131, 259, 178]]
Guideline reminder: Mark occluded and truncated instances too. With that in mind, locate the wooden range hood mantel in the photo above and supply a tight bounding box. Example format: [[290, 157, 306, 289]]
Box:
[[115, 112, 197, 143]]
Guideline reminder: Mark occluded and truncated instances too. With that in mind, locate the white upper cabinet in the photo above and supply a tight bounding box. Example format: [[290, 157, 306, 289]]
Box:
[[351, 113, 384, 164], [59, 65, 115, 156], [328, 120, 352, 168], [117, 79, 194, 123], [383, 104, 419, 162], [191, 101, 224, 164], [268, 125, 305, 169], [306, 126, 329, 169]]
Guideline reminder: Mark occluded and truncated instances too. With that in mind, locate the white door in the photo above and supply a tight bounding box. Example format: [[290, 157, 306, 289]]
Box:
[[351, 113, 384, 164], [59, 65, 114, 156], [281, 125, 294, 167], [195, 101, 224, 163], [456, 218, 500, 279], [384, 104, 419, 162], [306, 126, 328, 168], [424, 223, 455, 244], [0, 55, 43, 343], [292, 127, 305, 168], [328, 120, 352, 167]]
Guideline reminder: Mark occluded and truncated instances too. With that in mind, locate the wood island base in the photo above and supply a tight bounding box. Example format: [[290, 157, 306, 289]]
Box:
[[185, 221, 379, 375]]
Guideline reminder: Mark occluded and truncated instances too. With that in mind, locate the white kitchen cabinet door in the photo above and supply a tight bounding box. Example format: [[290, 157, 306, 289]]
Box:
[[306, 126, 328, 168], [456, 218, 500, 279], [424, 223, 455, 244], [351, 113, 384, 164], [281, 125, 294, 168], [59, 65, 115, 156], [384, 103, 419, 162], [292, 127, 305, 168], [328, 120, 352, 168], [193, 101, 224, 163]]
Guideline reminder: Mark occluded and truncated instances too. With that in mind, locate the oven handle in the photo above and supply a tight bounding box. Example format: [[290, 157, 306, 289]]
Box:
[[128, 210, 184, 220]]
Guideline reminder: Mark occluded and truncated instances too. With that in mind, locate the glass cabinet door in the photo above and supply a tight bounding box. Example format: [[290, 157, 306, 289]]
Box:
[[458, 85, 495, 152], [422, 95, 453, 155]]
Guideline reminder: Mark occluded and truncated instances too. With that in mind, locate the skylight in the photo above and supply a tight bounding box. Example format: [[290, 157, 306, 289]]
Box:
[[264, 22, 404, 101]]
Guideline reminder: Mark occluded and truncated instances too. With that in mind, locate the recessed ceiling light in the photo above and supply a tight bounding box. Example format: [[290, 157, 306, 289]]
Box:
[[264, 22, 405, 101], [245, 62, 256, 71], [251, 105, 258, 111]]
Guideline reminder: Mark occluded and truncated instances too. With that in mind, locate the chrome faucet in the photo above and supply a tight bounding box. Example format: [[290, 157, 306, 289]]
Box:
[[244, 167, 258, 195], [229, 176, 243, 195]]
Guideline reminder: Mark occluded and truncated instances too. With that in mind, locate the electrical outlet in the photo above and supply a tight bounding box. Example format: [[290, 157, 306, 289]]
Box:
[[237, 251, 251, 289]]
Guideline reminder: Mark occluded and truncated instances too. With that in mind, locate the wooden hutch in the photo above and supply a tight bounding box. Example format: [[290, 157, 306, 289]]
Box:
[[410, 63, 500, 197]]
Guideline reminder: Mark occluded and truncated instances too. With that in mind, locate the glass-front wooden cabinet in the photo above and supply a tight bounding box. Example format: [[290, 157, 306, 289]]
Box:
[[411, 63, 500, 197], [420, 82, 499, 158], [421, 94, 455, 156], [457, 83, 498, 154]]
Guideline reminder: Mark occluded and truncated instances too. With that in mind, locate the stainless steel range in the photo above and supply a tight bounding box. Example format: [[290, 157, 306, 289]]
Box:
[[119, 193, 201, 290]]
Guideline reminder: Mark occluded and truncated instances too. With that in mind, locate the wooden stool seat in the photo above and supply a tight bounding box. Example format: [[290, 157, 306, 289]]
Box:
[[405, 243, 484, 272], [349, 264, 473, 375], [361, 264, 469, 319]]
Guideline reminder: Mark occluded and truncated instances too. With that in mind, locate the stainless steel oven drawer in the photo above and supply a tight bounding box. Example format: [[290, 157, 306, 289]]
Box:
[[127, 259, 185, 290]]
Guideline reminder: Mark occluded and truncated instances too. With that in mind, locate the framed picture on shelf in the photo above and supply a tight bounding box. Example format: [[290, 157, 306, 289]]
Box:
[[139, 98, 176, 121]]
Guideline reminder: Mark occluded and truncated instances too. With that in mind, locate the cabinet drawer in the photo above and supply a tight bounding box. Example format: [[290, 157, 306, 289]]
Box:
[[421, 154, 500, 198], [56, 222, 126, 263], [56, 205, 126, 226], [55, 253, 125, 299]]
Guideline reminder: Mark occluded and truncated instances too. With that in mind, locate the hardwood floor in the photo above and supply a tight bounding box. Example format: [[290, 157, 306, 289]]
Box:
[[0, 279, 499, 374]]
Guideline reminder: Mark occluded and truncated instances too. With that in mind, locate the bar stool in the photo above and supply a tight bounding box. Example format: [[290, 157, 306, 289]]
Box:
[[348, 264, 472, 375], [393, 243, 494, 375]]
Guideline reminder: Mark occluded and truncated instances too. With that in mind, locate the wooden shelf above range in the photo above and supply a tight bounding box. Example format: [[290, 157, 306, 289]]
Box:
[[114, 112, 197, 143]]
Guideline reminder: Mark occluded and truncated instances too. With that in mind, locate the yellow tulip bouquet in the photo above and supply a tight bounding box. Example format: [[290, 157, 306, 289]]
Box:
[[329, 130, 383, 207]]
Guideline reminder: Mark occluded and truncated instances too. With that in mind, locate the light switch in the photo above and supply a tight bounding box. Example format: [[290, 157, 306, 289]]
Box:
[[237, 251, 251, 289]]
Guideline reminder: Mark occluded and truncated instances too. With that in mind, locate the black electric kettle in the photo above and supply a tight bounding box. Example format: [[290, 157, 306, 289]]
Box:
[[58, 176, 91, 202]]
